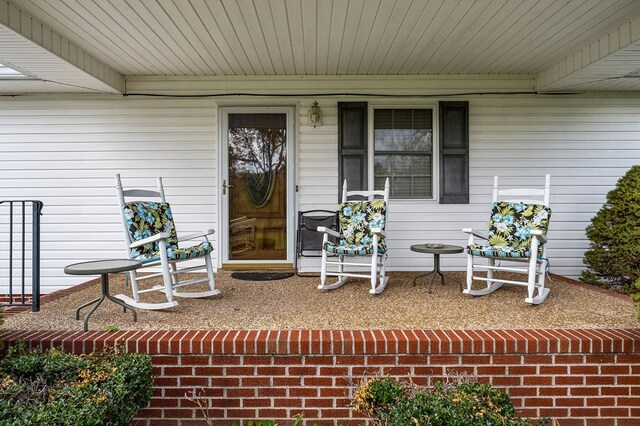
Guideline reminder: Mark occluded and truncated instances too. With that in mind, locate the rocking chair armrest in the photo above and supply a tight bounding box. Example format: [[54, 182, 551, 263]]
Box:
[[317, 226, 340, 238], [462, 228, 488, 240], [129, 231, 172, 248], [177, 229, 215, 242], [531, 230, 548, 244], [371, 228, 386, 237]]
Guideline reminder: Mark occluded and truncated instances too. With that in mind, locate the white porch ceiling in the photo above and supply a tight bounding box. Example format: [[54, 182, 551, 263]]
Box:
[[3, 0, 640, 93]]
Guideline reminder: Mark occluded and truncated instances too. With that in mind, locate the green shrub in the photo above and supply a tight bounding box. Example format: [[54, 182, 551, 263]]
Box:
[[352, 375, 408, 418], [0, 345, 153, 425], [352, 376, 534, 426], [580, 165, 640, 294]]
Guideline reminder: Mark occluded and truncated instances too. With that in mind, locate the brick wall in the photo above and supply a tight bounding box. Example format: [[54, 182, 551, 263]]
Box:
[[0, 294, 33, 304], [2, 328, 639, 426], [2, 279, 97, 315]]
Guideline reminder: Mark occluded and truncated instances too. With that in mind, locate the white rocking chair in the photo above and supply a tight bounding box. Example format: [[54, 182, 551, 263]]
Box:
[[115, 174, 221, 310], [318, 178, 390, 294], [463, 175, 552, 304]]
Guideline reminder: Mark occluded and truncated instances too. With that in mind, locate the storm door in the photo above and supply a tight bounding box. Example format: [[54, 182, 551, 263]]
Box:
[[221, 108, 294, 264]]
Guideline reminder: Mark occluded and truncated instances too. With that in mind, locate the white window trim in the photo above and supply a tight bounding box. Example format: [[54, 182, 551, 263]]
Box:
[[367, 103, 439, 202]]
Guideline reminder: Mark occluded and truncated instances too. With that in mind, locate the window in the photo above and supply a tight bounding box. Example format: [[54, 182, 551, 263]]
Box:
[[373, 108, 434, 199], [338, 102, 468, 204]]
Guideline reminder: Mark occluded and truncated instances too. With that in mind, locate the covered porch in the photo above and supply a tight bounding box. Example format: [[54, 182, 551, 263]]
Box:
[[1, 1, 640, 424]]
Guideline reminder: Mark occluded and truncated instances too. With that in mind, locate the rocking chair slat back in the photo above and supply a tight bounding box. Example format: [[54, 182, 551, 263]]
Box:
[[493, 175, 551, 206], [122, 189, 164, 199]]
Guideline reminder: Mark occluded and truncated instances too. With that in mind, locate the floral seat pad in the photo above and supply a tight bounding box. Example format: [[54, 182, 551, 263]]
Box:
[[468, 201, 551, 259], [123, 201, 212, 263], [123, 201, 179, 257], [137, 241, 213, 264], [325, 199, 387, 256], [467, 244, 536, 259], [323, 241, 387, 256]]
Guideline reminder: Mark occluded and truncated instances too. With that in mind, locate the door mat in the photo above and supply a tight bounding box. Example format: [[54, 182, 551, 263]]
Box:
[[230, 272, 295, 281]]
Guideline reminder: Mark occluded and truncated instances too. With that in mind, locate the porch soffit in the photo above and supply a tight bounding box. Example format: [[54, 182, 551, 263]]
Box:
[[2, 0, 640, 93], [0, 2, 123, 94], [537, 15, 640, 92]]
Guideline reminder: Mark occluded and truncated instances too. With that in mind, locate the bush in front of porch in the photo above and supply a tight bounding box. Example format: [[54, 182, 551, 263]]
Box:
[[352, 375, 542, 426], [581, 165, 640, 294], [0, 345, 153, 425]]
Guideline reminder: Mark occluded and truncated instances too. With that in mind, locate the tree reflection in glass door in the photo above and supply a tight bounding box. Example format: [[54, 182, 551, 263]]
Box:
[[227, 113, 287, 260]]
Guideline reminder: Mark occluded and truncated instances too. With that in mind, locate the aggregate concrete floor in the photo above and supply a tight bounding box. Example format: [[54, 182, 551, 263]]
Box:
[[3, 271, 637, 332]]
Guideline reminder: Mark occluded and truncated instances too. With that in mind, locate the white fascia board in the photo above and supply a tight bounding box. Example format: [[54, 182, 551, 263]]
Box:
[[536, 15, 640, 92], [0, 1, 123, 94], [125, 74, 536, 96]]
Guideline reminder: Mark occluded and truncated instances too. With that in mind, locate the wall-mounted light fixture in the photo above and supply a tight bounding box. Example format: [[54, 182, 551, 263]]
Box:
[[308, 101, 322, 128]]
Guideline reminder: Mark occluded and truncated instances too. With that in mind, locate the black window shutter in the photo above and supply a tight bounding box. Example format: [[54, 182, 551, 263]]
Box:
[[338, 102, 368, 194], [439, 101, 469, 204]]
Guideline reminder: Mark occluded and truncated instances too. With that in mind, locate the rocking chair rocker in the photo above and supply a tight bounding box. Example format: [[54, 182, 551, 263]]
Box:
[[463, 175, 552, 304], [318, 178, 390, 294], [114, 174, 221, 310]]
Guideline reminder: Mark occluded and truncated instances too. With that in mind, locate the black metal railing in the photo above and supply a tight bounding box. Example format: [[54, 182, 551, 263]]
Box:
[[1, 200, 43, 312]]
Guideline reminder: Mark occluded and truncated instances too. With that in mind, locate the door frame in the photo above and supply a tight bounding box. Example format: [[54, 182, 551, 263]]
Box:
[[218, 106, 296, 267]]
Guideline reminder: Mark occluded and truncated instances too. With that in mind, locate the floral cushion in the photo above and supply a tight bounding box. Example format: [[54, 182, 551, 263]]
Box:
[[467, 201, 551, 259], [324, 242, 387, 256], [123, 202, 179, 258], [124, 201, 213, 263], [323, 200, 387, 256], [138, 241, 214, 264], [467, 244, 533, 259]]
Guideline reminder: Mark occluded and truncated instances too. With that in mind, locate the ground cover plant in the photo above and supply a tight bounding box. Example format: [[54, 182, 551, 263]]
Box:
[[0, 345, 153, 425], [632, 278, 640, 321], [229, 417, 349, 426], [189, 388, 351, 425], [581, 165, 640, 294], [352, 375, 541, 426], [0, 307, 4, 351]]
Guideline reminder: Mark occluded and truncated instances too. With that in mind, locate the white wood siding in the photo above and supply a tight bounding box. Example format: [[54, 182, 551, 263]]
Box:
[[295, 95, 640, 279], [0, 97, 217, 292], [0, 90, 638, 294]]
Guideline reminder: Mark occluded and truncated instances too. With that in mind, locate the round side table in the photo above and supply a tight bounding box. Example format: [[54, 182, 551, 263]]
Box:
[[410, 244, 464, 293], [64, 259, 141, 331]]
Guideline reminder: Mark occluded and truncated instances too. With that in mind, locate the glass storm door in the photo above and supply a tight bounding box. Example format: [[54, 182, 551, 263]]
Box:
[[223, 110, 291, 263]]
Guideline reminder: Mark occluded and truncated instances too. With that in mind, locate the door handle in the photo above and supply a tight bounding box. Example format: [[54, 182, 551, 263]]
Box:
[[222, 179, 234, 195]]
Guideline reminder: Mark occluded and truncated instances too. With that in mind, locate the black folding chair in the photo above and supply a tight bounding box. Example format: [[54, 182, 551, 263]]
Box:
[[295, 210, 338, 276]]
